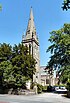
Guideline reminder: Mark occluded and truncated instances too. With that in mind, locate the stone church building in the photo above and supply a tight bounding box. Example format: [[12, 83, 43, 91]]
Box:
[[22, 7, 41, 85], [22, 8, 56, 87]]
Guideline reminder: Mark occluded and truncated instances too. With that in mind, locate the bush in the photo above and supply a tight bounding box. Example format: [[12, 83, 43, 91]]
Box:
[[37, 84, 43, 93], [42, 86, 47, 92], [54, 84, 66, 87]]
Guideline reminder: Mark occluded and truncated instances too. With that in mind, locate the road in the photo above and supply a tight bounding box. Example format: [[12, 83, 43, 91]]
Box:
[[0, 93, 70, 103]]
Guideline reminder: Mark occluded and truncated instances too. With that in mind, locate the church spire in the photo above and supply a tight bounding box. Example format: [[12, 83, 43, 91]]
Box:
[[22, 8, 40, 85], [26, 7, 36, 39], [30, 7, 34, 21]]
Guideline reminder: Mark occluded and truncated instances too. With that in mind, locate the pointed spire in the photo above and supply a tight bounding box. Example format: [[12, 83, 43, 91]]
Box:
[[30, 6, 34, 21], [26, 7, 36, 36], [24, 7, 39, 42]]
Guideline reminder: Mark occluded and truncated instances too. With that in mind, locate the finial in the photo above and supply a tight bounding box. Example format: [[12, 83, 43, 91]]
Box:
[[30, 6, 34, 20]]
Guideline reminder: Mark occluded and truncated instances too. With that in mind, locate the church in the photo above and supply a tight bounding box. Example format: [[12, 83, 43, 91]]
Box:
[[22, 7, 41, 85], [22, 7, 56, 87]]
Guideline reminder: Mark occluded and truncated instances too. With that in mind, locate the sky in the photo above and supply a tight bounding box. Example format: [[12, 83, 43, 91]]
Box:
[[0, 0, 70, 66]]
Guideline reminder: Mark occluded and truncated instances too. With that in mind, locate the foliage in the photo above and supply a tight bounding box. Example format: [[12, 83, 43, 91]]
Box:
[[0, 61, 13, 87], [0, 43, 12, 61], [42, 85, 47, 92], [46, 23, 70, 85], [60, 65, 70, 84], [37, 84, 43, 93], [54, 84, 66, 87], [0, 4, 2, 11], [62, 0, 70, 10], [0, 43, 12, 88], [11, 43, 36, 88], [0, 43, 36, 90]]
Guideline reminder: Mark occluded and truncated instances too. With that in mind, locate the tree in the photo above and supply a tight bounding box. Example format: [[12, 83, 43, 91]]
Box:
[[0, 61, 13, 88], [11, 43, 36, 88], [0, 43, 12, 61], [0, 43, 36, 90], [0, 43, 12, 88], [62, 0, 70, 10], [46, 23, 70, 84]]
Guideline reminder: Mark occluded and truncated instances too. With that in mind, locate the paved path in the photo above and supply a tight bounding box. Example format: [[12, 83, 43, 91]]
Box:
[[0, 93, 70, 103]]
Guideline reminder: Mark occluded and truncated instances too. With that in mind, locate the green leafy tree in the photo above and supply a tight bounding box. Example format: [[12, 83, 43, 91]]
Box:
[[0, 61, 13, 88], [10, 43, 36, 88], [46, 23, 70, 84], [0, 43, 12, 88], [0, 43, 36, 90], [62, 0, 70, 10], [0, 43, 12, 61]]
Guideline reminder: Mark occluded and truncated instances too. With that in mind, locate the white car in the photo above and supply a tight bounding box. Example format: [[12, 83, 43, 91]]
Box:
[[55, 86, 67, 93]]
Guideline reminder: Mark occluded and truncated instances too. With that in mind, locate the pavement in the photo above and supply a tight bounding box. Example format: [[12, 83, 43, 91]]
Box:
[[0, 93, 70, 103]]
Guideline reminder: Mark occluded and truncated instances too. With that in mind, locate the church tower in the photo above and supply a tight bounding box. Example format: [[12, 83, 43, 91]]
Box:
[[22, 7, 40, 84]]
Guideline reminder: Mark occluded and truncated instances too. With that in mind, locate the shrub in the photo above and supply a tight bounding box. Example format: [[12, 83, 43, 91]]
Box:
[[42, 86, 47, 92], [37, 84, 43, 93]]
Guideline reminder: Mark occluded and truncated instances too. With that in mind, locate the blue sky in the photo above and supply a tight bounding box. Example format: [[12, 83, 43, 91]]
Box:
[[0, 0, 70, 66]]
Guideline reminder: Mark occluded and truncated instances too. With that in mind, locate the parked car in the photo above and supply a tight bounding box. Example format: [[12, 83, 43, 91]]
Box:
[[54, 86, 67, 93]]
